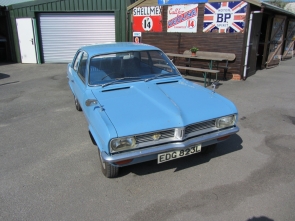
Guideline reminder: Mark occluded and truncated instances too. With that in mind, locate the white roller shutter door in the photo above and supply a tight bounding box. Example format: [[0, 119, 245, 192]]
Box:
[[39, 13, 115, 63]]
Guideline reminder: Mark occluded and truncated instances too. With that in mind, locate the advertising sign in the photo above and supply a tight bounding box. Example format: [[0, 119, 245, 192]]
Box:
[[282, 20, 295, 59], [133, 6, 162, 32], [133, 32, 142, 43], [158, 0, 207, 5], [203, 1, 247, 33], [167, 4, 198, 33]]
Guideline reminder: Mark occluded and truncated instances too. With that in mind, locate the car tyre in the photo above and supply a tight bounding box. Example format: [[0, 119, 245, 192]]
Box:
[[201, 144, 216, 154], [74, 96, 82, 111], [98, 149, 119, 178]]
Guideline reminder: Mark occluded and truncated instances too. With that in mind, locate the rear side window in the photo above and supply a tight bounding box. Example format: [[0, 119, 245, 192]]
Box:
[[73, 51, 83, 71], [77, 52, 88, 82]]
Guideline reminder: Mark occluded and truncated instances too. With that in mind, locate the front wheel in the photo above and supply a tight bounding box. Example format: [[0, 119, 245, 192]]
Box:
[[74, 96, 82, 111], [98, 149, 119, 178]]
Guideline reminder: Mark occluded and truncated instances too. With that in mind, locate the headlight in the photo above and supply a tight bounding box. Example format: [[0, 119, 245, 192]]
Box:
[[110, 136, 136, 153], [216, 115, 236, 128]]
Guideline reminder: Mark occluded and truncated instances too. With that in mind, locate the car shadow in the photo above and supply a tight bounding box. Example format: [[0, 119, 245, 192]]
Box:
[[119, 134, 243, 177], [246, 216, 274, 221], [0, 73, 10, 80]]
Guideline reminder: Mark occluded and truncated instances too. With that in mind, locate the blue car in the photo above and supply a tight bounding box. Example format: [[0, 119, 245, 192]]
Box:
[[67, 42, 239, 178]]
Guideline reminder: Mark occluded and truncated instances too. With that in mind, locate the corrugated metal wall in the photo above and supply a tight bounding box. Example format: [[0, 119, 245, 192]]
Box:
[[8, 0, 133, 62]]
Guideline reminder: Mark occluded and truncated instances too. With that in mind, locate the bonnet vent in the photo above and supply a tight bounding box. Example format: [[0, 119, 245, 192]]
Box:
[[102, 87, 130, 92], [156, 81, 178, 85]]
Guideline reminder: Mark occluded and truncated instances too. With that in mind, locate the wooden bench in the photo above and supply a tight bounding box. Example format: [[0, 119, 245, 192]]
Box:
[[183, 50, 236, 80], [175, 65, 219, 87]]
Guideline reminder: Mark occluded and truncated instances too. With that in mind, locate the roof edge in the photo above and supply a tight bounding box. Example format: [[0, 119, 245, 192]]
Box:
[[127, 0, 146, 11], [8, 0, 59, 10], [127, 0, 261, 9], [262, 1, 295, 17]]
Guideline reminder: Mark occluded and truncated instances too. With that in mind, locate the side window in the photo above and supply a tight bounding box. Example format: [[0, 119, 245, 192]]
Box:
[[140, 51, 150, 65], [77, 52, 88, 82], [73, 51, 83, 71], [149, 51, 166, 65]]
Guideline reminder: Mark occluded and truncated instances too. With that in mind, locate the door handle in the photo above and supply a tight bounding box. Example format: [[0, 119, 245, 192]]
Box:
[[30, 38, 34, 45], [71, 80, 74, 83]]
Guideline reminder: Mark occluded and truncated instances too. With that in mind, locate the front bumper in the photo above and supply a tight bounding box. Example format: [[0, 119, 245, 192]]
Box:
[[101, 126, 239, 164]]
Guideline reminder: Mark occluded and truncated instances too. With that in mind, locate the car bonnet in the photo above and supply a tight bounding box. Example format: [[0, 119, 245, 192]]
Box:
[[91, 79, 237, 137]]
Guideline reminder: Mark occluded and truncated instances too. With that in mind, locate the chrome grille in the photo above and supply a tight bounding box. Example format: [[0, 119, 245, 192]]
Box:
[[134, 119, 217, 146], [185, 120, 216, 135], [135, 129, 175, 144]]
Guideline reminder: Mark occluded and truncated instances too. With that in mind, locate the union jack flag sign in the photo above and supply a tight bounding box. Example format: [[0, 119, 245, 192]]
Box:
[[203, 1, 247, 33]]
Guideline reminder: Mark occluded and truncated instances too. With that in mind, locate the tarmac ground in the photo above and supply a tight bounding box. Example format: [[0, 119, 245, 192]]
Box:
[[0, 59, 295, 221]]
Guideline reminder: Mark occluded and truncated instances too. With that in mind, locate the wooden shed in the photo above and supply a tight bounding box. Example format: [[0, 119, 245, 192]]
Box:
[[127, 0, 295, 80]]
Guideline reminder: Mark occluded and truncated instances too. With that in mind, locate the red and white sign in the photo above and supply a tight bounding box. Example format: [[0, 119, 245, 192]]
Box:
[[167, 4, 198, 33], [133, 6, 162, 32]]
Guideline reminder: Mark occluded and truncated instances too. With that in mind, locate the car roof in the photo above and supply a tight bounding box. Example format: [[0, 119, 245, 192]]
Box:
[[80, 42, 161, 57]]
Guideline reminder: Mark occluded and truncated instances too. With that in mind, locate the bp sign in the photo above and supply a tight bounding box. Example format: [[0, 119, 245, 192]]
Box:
[[203, 1, 247, 33]]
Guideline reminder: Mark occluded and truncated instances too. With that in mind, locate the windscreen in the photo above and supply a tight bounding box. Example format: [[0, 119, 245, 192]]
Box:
[[88, 50, 179, 86]]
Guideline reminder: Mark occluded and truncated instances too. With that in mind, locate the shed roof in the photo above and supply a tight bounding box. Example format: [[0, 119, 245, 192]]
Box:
[[0, 0, 34, 6], [127, 0, 295, 17], [262, 1, 295, 16], [127, 0, 261, 10]]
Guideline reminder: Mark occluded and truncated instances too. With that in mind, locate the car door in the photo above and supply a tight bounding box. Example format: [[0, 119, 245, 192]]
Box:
[[68, 51, 83, 93], [72, 52, 88, 110]]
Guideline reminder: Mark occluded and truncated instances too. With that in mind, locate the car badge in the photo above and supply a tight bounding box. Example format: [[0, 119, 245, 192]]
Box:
[[152, 133, 161, 141]]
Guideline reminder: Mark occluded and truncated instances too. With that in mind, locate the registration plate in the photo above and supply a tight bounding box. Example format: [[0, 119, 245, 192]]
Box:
[[157, 145, 201, 164]]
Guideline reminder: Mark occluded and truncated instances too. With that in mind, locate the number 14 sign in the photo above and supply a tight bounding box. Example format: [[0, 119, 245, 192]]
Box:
[[133, 6, 163, 32]]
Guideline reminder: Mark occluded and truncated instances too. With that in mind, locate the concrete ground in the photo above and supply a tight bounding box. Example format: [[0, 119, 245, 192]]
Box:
[[0, 59, 294, 221]]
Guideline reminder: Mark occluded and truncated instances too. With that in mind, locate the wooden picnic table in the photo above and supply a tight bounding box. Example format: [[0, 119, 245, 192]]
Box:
[[166, 52, 226, 63], [166, 51, 235, 86]]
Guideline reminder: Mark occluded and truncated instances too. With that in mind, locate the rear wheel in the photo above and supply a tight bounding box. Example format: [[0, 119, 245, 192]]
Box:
[[98, 149, 119, 178], [201, 144, 216, 154], [74, 96, 82, 111]]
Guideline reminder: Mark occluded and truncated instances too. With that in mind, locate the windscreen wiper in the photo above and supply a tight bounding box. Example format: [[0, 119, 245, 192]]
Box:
[[145, 73, 178, 82], [101, 77, 140, 88]]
